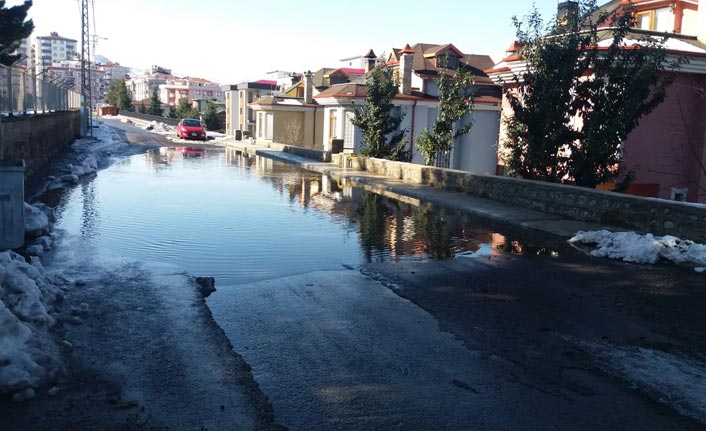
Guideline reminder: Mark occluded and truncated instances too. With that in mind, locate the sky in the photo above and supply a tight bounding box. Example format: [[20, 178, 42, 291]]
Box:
[[10, 0, 561, 84]]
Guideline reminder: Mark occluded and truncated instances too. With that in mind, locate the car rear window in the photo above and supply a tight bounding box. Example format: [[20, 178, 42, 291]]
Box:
[[183, 119, 201, 127]]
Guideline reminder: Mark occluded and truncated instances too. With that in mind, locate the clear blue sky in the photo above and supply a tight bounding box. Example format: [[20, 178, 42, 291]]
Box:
[[13, 0, 561, 83]]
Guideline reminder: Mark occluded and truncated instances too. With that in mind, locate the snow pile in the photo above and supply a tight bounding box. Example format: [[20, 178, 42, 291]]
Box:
[[0, 251, 65, 398], [67, 154, 98, 177], [148, 120, 172, 133], [47, 122, 129, 189], [569, 230, 706, 271], [23, 203, 49, 236], [23, 203, 56, 257]]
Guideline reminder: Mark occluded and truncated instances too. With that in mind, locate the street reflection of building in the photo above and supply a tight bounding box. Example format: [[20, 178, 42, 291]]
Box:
[[223, 152, 534, 262]]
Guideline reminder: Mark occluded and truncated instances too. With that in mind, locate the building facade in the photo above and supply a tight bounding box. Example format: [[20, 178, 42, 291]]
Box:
[[223, 80, 279, 138], [315, 44, 502, 175], [486, 0, 706, 203], [160, 76, 223, 108], [34, 32, 77, 76]]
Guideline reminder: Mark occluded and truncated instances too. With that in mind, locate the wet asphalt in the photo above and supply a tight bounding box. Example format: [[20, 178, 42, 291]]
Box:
[[3, 119, 706, 430]]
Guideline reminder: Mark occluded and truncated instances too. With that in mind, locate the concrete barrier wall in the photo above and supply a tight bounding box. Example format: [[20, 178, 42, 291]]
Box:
[[351, 156, 706, 243], [120, 111, 179, 127], [2, 111, 80, 178], [283, 145, 330, 162]]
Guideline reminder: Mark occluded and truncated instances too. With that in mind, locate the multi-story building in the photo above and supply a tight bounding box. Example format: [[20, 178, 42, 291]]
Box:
[[222, 80, 278, 138], [46, 59, 104, 108], [34, 32, 77, 76], [101, 62, 131, 84], [128, 72, 170, 104], [160, 76, 223, 107]]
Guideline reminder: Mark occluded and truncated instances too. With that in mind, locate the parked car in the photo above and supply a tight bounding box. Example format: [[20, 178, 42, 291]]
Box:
[[176, 118, 207, 141]]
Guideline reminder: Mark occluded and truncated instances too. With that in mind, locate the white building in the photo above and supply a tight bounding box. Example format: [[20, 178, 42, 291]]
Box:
[[222, 80, 278, 138], [128, 73, 169, 103], [35, 32, 77, 76]]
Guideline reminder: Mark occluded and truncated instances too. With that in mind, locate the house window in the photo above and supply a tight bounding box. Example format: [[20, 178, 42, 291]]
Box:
[[671, 187, 688, 202], [330, 75, 346, 85], [635, 7, 672, 32], [437, 55, 459, 69], [329, 110, 338, 138]]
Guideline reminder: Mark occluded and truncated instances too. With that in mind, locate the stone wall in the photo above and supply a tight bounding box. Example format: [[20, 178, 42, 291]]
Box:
[[2, 111, 80, 178], [350, 156, 706, 243]]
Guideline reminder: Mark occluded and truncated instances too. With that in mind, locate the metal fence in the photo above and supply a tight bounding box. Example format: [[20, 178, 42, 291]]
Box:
[[0, 64, 81, 114]]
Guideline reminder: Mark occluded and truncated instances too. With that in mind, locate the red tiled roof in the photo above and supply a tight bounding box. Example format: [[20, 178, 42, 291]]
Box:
[[254, 79, 277, 85], [400, 44, 415, 54], [339, 68, 365, 75]]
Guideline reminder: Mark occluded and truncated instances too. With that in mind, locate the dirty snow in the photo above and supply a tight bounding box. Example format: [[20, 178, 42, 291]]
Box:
[[0, 251, 65, 396], [578, 340, 706, 425], [569, 230, 706, 271], [1, 121, 130, 398], [46, 121, 130, 190]]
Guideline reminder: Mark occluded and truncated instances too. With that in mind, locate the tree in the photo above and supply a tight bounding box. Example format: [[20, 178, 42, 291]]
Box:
[[351, 65, 408, 161], [0, 1, 33, 66], [174, 97, 199, 119], [104, 79, 132, 110], [504, 1, 680, 188], [202, 101, 221, 131], [138, 103, 147, 114], [147, 87, 163, 116], [416, 54, 476, 166]]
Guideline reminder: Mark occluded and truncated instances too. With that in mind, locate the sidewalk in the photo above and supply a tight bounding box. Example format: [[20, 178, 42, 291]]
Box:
[[225, 140, 607, 238]]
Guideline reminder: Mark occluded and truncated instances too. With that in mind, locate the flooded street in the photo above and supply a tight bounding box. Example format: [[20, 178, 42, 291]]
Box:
[[10, 120, 706, 430]]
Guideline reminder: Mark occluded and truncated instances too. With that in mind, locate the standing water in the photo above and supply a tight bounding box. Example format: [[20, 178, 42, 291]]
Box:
[[44, 145, 561, 430], [50, 146, 545, 287]]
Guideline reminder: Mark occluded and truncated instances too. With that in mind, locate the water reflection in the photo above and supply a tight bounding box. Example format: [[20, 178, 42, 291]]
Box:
[[226, 149, 559, 263], [46, 147, 562, 287]]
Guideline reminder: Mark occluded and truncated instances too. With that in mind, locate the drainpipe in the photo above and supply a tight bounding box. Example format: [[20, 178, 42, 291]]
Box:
[[409, 100, 417, 162]]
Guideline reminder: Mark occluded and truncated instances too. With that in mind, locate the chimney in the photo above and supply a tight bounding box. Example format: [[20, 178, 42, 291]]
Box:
[[699, 0, 706, 45], [303, 70, 313, 104], [399, 44, 414, 96], [557, 1, 579, 32], [364, 49, 377, 73]]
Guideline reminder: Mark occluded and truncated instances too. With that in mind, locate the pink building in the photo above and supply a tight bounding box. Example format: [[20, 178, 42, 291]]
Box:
[[160, 76, 223, 107], [487, 0, 706, 203]]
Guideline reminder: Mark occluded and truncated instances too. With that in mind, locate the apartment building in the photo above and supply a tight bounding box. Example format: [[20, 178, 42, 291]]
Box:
[[34, 32, 77, 75], [160, 76, 223, 107]]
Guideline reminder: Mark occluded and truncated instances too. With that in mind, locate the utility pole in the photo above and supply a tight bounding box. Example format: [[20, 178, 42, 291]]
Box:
[[80, 0, 92, 136]]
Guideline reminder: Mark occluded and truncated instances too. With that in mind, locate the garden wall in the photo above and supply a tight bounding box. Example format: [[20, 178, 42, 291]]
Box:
[[347, 156, 706, 243]]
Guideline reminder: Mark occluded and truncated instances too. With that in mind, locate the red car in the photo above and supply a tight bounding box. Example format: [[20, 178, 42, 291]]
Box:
[[176, 118, 207, 141]]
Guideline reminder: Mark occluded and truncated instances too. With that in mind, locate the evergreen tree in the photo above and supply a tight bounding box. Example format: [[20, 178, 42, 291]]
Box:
[[147, 87, 162, 116], [504, 1, 680, 188], [0, 1, 33, 66], [202, 102, 221, 131], [138, 103, 147, 114], [105, 79, 132, 110], [416, 54, 476, 166], [351, 65, 408, 161], [174, 98, 199, 119]]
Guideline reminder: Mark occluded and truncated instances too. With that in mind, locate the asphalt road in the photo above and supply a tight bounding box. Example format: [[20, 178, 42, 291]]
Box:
[[209, 253, 706, 431], [5, 119, 706, 430]]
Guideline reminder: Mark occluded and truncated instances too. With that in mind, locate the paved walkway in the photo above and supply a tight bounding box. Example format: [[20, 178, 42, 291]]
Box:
[[225, 140, 607, 238]]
